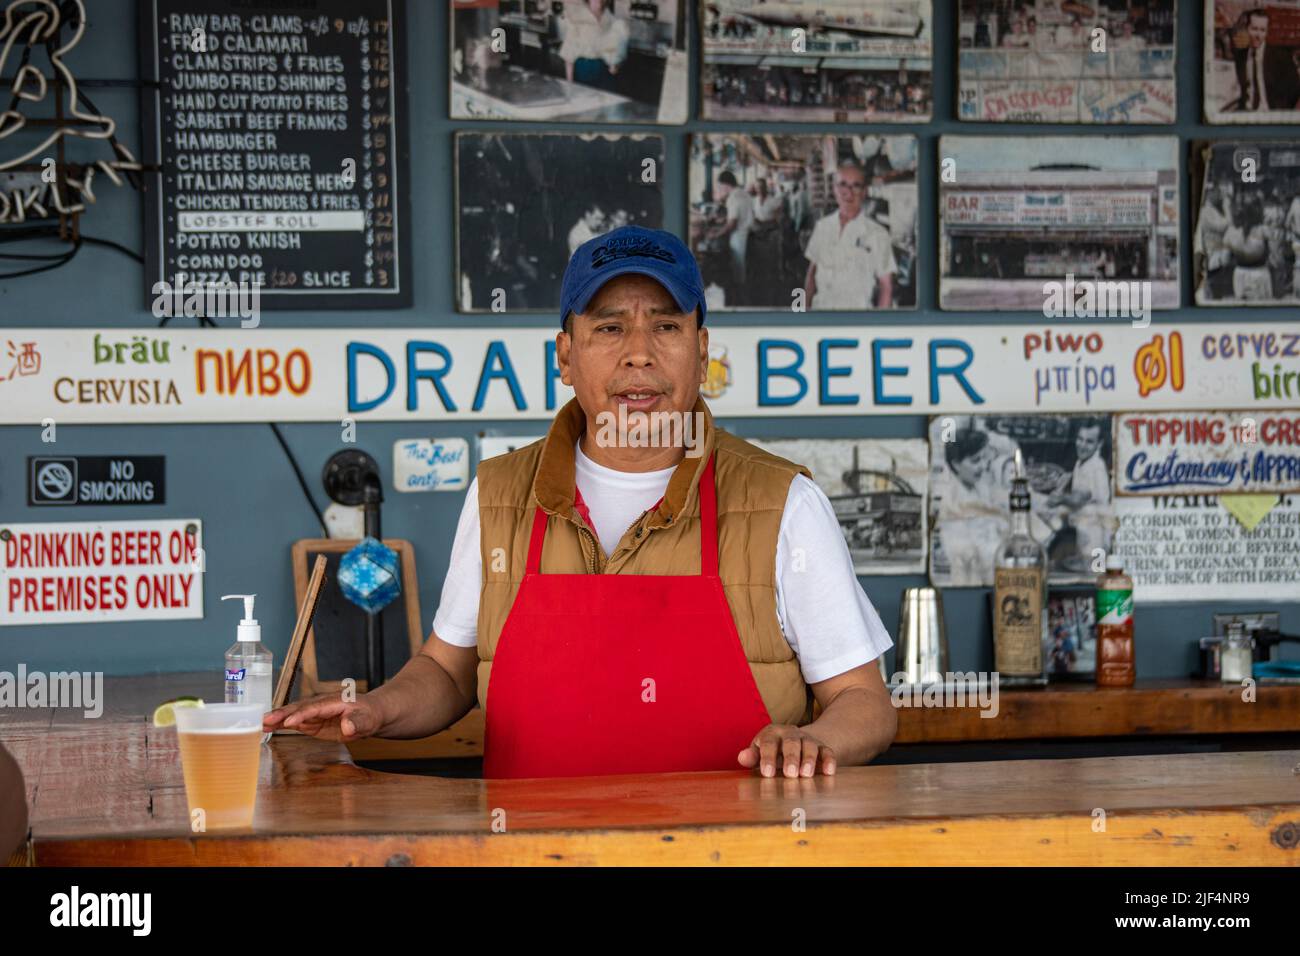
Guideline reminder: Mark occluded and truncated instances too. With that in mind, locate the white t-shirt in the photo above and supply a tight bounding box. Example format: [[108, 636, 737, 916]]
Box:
[[1071, 452, 1111, 511], [431, 442, 893, 685], [805, 210, 897, 310], [725, 189, 754, 253], [755, 193, 784, 223], [574, 440, 676, 557], [558, 6, 630, 68]]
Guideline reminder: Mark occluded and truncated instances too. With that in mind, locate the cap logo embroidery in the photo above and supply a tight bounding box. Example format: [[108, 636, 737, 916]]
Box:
[[592, 237, 677, 269]]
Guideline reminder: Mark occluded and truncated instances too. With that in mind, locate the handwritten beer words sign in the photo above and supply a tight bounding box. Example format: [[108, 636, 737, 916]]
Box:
[[1115, 411, 1300, 495], [0, 519, 203, 625], [392, 438, 468, 492]]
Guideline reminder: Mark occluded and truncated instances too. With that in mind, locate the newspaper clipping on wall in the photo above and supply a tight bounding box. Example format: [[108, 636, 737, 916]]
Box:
[[958, 0, 1177, 123], [456, 132, 664, 312], [749, 438, 928, 574], [1115, 410, 1300, 496], [1204, 0, 1300, 124], [938, 135, 1181, 311], [689, 133, 918, 311], [701, 0, 933, 122], [1113, 494, 1300, 602], [929, 414, 1116, 587], [450, 0, 688, 124], [1193, 140, 1300, 304]]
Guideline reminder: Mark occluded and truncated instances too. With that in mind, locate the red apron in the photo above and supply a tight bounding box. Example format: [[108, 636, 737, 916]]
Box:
[[482, 453, 773, 779]]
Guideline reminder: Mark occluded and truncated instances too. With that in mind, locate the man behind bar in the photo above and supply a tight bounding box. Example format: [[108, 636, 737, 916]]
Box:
[[267, 226, 898, 779]]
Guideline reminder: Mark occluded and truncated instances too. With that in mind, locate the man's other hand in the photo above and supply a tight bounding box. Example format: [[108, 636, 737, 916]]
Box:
[[263, 693, 384, 742], [738, 724, 836, 778]]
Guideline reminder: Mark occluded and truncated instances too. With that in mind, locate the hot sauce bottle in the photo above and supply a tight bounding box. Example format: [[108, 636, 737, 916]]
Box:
[[1095, 555, 1135, 687]]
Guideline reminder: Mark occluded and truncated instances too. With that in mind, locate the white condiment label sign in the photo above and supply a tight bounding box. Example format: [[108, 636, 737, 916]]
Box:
[[0, 519, 204, 625], [392, 438, 469, 492]]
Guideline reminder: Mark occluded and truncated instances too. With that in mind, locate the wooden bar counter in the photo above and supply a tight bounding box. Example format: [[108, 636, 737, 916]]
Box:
[[6, 706, 1300, 867]]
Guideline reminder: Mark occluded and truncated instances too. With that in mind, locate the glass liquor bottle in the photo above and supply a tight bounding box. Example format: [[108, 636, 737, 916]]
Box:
[[992, 449, 1048, 687]]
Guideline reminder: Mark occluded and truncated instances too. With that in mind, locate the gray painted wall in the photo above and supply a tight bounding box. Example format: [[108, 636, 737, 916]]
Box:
[[1, 0, 1295, 681]]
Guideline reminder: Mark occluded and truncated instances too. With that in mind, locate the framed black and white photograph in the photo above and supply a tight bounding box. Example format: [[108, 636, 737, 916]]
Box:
[[928, 415, 1116, 588], [455, 132, 665, 312], [1193, 140, 1300, 304], [938, 135, 1181, 311], [701, 0, 933, 122], [450, 0, 689, 124], [957, 0, 1176, 123], [1204, 0, 1300, 124], [749, 438, 928, 575], [1045, 591, 1097, 679], [689, 134, 918, 311]]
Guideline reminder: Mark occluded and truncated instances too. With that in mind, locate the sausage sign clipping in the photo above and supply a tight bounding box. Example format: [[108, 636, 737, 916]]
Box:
[[0, 520, 203, 625]]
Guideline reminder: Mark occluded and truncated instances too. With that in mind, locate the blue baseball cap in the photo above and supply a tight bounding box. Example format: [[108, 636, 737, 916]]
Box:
[[559, 225, 706, 329]]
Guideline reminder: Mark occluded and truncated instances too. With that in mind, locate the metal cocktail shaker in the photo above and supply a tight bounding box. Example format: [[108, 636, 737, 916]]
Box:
[[896, 587, 949, 684]]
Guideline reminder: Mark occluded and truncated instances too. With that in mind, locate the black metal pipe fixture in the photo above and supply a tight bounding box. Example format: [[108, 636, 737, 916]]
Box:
[[322, 449, 386, 690]]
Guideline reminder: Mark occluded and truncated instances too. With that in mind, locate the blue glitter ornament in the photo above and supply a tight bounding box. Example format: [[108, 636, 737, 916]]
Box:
[[337, 536, 401, 613]]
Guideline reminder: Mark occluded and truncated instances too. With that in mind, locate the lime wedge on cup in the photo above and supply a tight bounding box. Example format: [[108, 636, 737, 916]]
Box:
[[152, 697, 204, 727]]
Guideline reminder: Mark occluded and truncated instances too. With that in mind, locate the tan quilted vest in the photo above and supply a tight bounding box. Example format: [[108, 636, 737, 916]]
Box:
[[474, 395, 814, 726]]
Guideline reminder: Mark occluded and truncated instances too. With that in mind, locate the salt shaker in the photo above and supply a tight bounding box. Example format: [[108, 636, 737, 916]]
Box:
[[1220, 622, 1254, 684]]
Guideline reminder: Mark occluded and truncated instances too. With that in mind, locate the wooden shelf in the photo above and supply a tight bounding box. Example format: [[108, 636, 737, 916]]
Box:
[[894, 678, 1300, 743]]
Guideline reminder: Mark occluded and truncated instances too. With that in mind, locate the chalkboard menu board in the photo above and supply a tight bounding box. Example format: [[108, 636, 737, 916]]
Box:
[[140, 0, 410, 309]]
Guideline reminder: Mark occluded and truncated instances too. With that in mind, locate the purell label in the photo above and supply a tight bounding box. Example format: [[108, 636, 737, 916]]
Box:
[[225, 668, 246, 682]]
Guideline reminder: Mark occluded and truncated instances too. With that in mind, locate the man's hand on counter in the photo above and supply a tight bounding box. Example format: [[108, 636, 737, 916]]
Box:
[[263, 694, 383, 742], [738, 660, 898, 777], [263, 634, 479, 742], [738, 724, 836, 778]]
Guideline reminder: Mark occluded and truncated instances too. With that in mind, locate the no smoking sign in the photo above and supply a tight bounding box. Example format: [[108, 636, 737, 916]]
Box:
[[27, 456, 166, 506]]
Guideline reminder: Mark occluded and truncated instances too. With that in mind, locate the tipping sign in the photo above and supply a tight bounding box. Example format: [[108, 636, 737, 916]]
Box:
[[0, 520, 203, 625], [1115, 411, 1300, 496]]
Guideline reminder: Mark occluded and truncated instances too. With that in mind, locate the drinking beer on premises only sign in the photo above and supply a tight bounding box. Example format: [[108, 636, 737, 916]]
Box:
[[0, 519, 204, 625]]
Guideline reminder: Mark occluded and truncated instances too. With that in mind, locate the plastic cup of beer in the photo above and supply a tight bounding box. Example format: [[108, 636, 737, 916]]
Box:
[[174, 702, 264, 830]]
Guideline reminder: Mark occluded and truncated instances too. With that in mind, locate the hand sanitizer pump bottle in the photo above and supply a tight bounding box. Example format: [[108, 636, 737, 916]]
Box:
[[222, 594, 273, 743]]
